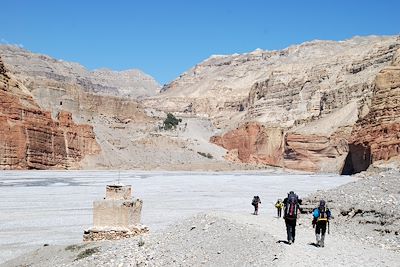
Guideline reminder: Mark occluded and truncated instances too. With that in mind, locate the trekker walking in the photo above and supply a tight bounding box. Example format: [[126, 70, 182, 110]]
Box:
[[283, 191, 302, 244], [275, 199, 284, 217], [251, 196, 261, 215], [312, 199, 331, 247]]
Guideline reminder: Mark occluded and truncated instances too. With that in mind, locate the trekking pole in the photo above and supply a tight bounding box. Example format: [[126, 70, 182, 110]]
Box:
[[328, 220, 330, 235]]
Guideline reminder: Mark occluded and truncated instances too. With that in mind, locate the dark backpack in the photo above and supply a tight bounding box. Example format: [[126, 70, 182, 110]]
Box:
[[252, 196, 259, 206], [284, 193, 299, 219]]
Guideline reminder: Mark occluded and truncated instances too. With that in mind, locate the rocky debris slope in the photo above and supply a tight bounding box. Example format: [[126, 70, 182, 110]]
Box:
[[4, 211, 400, 267], [304, 167, 400, 250], [348, 48, 400, 170], [0, 57, 100, 169]]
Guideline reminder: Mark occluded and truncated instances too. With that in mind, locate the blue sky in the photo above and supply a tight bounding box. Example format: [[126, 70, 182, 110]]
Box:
[[2, 0, 400, 84]]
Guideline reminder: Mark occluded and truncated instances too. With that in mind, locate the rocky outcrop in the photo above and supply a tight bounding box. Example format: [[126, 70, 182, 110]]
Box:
[[211, 122, 284, 166], [0, 45, 153, 122], [348, 48, 400, 171], [147, 36, 400, 130], [0, 57, 100, 169], [207, 36, 400, 173], [0, 45, 160, 99]]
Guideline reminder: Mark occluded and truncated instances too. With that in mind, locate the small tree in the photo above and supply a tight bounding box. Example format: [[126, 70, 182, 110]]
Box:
[[163, 113, 182, 130]]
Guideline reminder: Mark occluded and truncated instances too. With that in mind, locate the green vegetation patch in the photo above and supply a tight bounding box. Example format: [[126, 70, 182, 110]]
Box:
[[163, 113, 182, 130]]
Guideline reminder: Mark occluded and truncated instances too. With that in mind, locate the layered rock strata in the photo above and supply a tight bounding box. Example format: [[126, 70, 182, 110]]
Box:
[[210, 122, 284, 166], [148, 36, 400, 129], [347, 48, 400, 171], [209, 36, 400, 173], [0, 45, 160, 99], [0, 57, 100, 169]]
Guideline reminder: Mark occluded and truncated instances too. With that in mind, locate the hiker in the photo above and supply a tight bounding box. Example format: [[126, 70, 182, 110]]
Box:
[[312, 199, 331, 247], [275, 199, 284, 217], [283, 191, 302, 244], [251, 196, 261, 215]]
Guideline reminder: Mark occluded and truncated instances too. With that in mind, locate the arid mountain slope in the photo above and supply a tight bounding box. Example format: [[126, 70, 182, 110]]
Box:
[[146, 36, 400, 130], [0, 45, 160, 99], [180, 35, 400, 173], [0, 47, 231, 170], [0, 57, 100, 169]]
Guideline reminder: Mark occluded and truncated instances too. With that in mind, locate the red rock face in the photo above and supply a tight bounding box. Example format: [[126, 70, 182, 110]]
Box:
[[0, 58, 100, 169], [283, 133, 349, 173], [210, 122, 284, 166], [350, 49, 400, 163]]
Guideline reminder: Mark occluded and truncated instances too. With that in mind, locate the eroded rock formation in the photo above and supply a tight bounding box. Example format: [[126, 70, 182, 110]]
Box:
[[209, 36, 400, 173], [211, 122, 284, 166], [147, 36, 400, 130], [0, 57, 100, 169], [347, 48, 400, 171]]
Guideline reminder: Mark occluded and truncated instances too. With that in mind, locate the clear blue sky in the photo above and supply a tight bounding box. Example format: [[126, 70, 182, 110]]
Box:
[[2, 0, 399, 84]]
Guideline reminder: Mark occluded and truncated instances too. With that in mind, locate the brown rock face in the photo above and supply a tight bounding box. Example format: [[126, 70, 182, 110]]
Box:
[[284, 133, 349, 173], [348, 49, 400, 170], [0, 58, 100, 169], [210, 122, 284, 166]]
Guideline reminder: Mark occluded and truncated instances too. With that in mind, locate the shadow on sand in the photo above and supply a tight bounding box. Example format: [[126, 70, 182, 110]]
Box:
[[276, 240, 290, 245]]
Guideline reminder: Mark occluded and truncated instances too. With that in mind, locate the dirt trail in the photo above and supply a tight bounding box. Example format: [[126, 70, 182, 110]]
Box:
[[218, 212, 400, 267]]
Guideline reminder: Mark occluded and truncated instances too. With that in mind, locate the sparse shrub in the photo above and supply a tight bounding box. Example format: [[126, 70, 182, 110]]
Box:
[[197, 152, 213, 159], [65, 244, 85, 251], [75, 247, 100, 261], [138, 238, 145, 247], [163, 113, 182, 130]]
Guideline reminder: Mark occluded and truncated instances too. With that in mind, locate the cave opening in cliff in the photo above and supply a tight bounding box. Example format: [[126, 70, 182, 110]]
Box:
[[341, 144, 371, 175]]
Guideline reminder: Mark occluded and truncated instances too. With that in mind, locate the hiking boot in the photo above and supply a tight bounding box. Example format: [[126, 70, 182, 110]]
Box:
[[288, 240, 292, 245], [321, 235, 325, 247], [316, 234, 320, 247]]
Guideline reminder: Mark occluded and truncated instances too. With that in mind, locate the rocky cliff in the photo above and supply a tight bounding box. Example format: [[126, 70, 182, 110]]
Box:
[[0, 45, 155, 122], [345, 48, 400, 173], [206, 36, 400, 173], [146, 36, 400, 130], [0, 57, 100, 169], [0, 45, 160, 99], [210, 122, 284, 166]]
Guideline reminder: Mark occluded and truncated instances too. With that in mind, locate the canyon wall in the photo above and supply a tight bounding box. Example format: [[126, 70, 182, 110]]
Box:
[[146, 36, 400, 130], [0, 57, 100, 170], [0, 45, 153, 122], [208, 36, 400, 173], [346, 48, 400, 172]]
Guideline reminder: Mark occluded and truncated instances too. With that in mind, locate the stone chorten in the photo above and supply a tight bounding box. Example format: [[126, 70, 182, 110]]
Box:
[[83, 184, 148, 241]]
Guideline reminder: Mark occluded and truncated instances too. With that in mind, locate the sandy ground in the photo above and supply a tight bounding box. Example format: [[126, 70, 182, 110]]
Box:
[[4, 212, 400, 267], [0, 170, 353, 264]]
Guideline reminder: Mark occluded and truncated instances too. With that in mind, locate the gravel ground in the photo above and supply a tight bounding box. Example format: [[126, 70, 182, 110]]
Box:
[[3, 168, 400, 266], [304, 167, 400, 250], [4, 211, 400, 267]]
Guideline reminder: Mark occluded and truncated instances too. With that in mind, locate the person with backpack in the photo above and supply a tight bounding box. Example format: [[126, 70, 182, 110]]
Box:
[[283, 191, 302, 244], [251, 196, 261, 215], [275, 199, 284, 218], [312, 199, 331, 247]]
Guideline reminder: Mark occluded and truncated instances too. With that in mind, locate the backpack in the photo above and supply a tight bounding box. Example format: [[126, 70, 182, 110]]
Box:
[[313, 207, 331, 222], [252, 196, 260, 206], [284, 193, 299, 219]]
